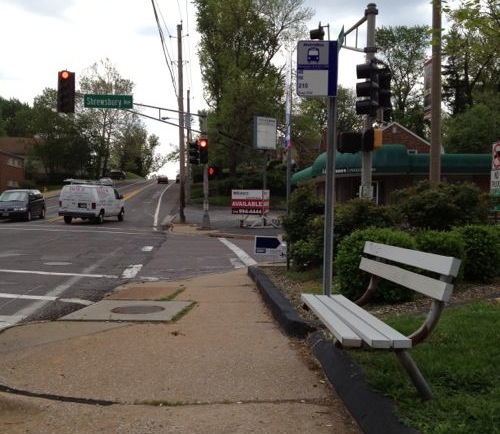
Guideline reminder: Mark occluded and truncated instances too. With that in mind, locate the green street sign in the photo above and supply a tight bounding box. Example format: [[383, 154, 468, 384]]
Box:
[[84, 94, 133, 109]]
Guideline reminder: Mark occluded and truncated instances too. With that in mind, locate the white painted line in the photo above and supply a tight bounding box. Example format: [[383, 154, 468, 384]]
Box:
[[142, 246, 154, 252], [0, 293, 92, 306], [0, 269, 118, 278], [218, 238, 257, 267], [153, 183, 174, 230], [121, 264, 143, 279]]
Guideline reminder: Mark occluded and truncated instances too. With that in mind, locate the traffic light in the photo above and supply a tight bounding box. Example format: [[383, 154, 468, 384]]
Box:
[[198, 138, 208, 164], [208, 166, 218, 179], [309, 23, 325, 40], [361, 127, 383, 152], [57, 70, 75, 113], [355, 61, 379, 116], [337, 132, 361, 154], [188, 140, 199, 165], [377, 66, 392, 122]]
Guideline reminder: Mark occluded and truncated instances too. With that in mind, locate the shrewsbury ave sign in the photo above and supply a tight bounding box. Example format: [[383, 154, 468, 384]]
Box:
[[84, 94, 133, 109]]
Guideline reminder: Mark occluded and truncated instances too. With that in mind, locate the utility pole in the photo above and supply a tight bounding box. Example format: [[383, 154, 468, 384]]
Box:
[[360, 3, 378, 199], [177, 23, 186, 223], [430, 0, 442, 185], [186, 88, 191, 200]]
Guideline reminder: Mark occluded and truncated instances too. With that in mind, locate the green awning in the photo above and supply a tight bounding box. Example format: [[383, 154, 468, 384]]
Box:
[[292, 166, 313, 184], [291, 145, 492, 185]]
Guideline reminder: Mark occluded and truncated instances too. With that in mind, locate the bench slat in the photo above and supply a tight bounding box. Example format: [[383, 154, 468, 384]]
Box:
[[363, 241, 461, 277], [301, 294, 361, 347], [360, 257, 454, 302], [315, 295, 392, 348], [330, 295, 412, 349]]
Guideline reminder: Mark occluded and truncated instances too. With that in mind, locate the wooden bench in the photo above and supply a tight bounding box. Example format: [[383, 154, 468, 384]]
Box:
[[301, 241, 462, 400]]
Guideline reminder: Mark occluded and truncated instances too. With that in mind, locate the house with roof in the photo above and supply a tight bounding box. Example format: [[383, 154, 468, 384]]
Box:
[[291, 122, 491, 205]]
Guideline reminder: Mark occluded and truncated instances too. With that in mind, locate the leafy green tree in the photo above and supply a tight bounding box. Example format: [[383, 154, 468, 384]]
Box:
[[79, 58, 136, 177], [443, 92, 500, 153], [195, 0, 313, 176], [375, 25, 430, 135], [291, 86, 361, 168], [0, 97, 33, 136], [443, 0, 499, 114]]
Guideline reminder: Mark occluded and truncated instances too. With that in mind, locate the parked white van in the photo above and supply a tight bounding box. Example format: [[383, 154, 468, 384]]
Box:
[[58, 182, 125, 224]]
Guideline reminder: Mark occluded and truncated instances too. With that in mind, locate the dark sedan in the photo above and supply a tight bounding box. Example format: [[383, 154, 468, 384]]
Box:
[[0, 189, 46, 221], [157, 175, 169, 184]]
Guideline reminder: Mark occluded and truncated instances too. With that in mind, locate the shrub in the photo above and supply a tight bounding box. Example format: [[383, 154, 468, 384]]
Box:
[[334, 198, 401, 246], [451, 225, 500, 282], [281, 184, 323, 245], [335, 227, 416, 303], [414, 230, 466, 282], [392, 181, 489, 230]]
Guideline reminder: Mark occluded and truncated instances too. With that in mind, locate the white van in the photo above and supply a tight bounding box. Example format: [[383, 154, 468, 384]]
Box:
[[58, 183, 125, 224]]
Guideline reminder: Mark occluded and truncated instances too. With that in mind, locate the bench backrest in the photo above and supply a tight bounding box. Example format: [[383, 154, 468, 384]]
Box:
[[360, 241, 462, 302]]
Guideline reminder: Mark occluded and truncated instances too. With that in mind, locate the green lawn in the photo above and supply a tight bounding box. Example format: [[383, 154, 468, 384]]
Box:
[[348, 301, 499, 434]]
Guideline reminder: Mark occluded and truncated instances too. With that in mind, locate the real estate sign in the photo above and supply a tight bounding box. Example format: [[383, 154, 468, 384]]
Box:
[[231, 189, 270, 216]]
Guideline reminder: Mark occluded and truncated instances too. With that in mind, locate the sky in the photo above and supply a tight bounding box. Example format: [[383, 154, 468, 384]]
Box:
[[0, 0, 438, 178]]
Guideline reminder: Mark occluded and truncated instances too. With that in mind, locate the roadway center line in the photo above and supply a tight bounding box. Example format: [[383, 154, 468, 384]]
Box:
[[218, 238, 257, 267]]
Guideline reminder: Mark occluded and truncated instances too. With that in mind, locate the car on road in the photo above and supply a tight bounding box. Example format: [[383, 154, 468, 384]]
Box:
[[0, 189, 46, 221], [157, 175, 169, 184], [108, 170, 127, 180], [175, 174, 180, 183]]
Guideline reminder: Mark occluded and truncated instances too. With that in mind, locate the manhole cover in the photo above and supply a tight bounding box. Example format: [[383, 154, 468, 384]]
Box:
[[111, 305, 165, 314]]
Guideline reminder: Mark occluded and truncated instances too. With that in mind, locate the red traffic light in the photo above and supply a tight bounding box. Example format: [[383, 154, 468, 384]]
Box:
[[57, 70, 75, 113], [60, 70, 71, 80], [208, 166, 215, 177], [199, 138, 208, 148]]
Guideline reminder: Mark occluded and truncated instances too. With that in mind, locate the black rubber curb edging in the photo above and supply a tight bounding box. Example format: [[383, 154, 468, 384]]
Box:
[[248, 265, 419, 434], [247, 266, 315, 338]]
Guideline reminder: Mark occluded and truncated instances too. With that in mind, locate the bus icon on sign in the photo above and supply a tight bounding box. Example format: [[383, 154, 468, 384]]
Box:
[[307, 47, 320, 63]]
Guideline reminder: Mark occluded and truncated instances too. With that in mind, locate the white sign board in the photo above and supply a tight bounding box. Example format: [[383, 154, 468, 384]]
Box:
[[253, 117, 277, 150], [296, 40, 338, 98]]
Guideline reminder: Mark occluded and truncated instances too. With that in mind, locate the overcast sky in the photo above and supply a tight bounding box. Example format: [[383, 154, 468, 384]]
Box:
[[0, 0, 438, 177]]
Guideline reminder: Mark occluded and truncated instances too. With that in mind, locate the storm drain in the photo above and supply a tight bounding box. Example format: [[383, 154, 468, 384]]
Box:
[[111, 305, 165, 314]]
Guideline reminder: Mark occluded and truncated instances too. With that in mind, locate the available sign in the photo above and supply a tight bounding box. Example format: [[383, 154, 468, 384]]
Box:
[[231, 189, 270, 216], [84, 94, 133, 109]]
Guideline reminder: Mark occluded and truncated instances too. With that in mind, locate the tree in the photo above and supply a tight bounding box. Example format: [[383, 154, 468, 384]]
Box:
[[195, 0, 313, 176], [78, 58, 135, 176], [443, 0, 499, 114], [291, 86, 361, 168], [375, 26, 430, 135]]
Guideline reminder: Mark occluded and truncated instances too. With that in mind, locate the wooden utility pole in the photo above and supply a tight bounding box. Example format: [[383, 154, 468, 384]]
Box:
[[177, 23, 186, 222], [430, 0, 442, 185]]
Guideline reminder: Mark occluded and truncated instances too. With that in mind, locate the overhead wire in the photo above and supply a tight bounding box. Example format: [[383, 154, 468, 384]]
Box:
[[150, 0, 178, 98]]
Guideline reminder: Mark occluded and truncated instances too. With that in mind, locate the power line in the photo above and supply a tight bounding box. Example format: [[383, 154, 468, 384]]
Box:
[[150, 0, 178, 97]]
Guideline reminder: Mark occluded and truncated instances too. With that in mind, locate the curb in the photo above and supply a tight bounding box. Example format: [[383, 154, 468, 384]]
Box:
[[248, 265, 420, 434], [247, 266, 315, 339]]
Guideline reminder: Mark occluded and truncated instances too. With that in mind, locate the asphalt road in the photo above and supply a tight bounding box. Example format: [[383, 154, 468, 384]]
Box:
[[0, 180, 278, 330]]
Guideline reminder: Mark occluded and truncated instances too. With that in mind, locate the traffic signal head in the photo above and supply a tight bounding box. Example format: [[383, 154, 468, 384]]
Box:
[[198, 137, 208, 164], [377, 66, 392, 121], [309, 23, 325, 40], [189, 140, 199, 165], [337, 132, 361, 154], [355, 62, 379, 116], [361, 127, 383, 152], [57, 70, 75, 113]]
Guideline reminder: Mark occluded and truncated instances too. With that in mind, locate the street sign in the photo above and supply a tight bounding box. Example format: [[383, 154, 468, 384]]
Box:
[[492, 142, 500, 170], [231, 189, 270, 216], [84, 94, 133, 109], [255, 236, 283, 254], [296, 40, 338, 98]]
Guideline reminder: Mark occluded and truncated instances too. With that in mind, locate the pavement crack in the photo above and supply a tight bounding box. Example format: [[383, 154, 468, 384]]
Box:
[[0, 383, 116, 407]]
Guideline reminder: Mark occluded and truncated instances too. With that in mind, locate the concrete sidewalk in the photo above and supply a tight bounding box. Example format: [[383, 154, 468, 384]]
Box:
[[0, 268, 361, 434]]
